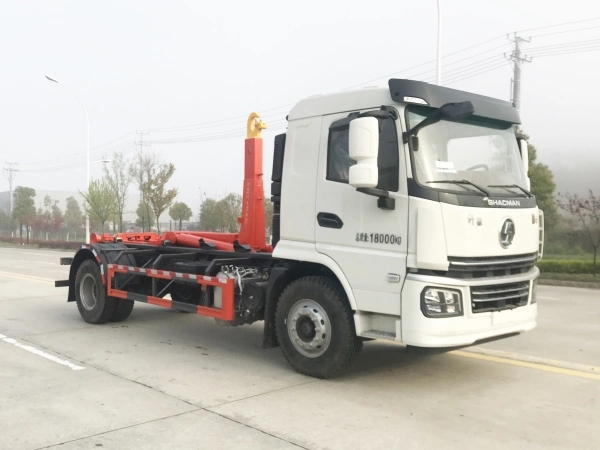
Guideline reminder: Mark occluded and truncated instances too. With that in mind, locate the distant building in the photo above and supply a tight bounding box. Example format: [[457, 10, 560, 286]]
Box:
[[0, 191, 9, 214]]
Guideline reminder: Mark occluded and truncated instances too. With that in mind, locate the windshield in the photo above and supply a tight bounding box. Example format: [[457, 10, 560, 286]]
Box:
[[406, 105, 526, 195]]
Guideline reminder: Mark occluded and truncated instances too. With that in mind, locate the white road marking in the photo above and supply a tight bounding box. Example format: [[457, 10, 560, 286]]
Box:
[[538, 296, 559, 300], [0, 334, 85, 371]]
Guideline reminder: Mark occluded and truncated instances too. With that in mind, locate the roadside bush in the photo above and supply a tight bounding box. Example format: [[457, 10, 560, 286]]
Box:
[[544, 241, 588, 256], [537, 259, 595, 275], [38, 240, 83, 250], [0, 236, 83, 250]]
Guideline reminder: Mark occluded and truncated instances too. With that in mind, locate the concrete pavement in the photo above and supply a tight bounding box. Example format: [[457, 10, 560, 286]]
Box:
[[0, 246, 598, 449]]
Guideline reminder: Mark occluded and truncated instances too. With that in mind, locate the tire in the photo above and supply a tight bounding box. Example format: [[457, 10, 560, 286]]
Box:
[[110, 299, 135, 322], [74, 259, 116, 324], [170, 285, 203, 305], [275, 276, 362, 379]]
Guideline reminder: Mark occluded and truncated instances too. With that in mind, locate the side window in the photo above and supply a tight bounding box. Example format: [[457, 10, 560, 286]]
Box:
[[326, 116, 399, 192]]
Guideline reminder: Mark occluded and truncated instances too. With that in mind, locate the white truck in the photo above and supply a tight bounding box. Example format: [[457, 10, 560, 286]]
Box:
[[56, 78, 542, 378]]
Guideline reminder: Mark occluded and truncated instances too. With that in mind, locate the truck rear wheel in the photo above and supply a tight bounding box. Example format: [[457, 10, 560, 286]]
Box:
[[110, 299, 134, 322], [275, 276, 362, 379], [75, 259, 116, 324]]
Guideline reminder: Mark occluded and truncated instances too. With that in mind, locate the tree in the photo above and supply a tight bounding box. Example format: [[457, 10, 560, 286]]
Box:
[[527, 141, 559, 231], [264, 198, 274, 235], [198, 193, 242, 232], [216, 193, 242, 232], [129, 150, 159, 232], [199, 197, 220, 231], [51, 200, 64, 235], [81, 178, 117, 233], [0, 210, 15, 236], [12, 186, 36, 242], [557, 190, 600, 275], [141, 163, 178, 233], [32, 195, 61, 239], [104, 151, 133, 232], [169, 201, 192, 231], [136, 201, 155, 229], [65, 196, 83, 232]]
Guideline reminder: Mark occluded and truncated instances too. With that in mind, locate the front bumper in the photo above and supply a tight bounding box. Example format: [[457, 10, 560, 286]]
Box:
[[401, 267, 539, 347]]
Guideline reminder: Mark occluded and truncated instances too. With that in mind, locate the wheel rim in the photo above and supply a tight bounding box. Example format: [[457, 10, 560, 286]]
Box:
[[287, 299, 332, 358], [80, 273, 98, 311]]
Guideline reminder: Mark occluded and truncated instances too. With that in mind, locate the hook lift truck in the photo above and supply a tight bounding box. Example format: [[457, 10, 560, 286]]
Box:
[[55, 79, 543, 379]]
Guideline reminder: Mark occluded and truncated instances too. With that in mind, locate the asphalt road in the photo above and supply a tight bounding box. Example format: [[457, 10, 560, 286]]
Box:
[[0, 246, 598, 450]]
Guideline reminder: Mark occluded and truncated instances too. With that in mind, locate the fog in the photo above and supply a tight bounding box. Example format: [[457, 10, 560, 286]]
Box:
[[1, 0, 599, 213]]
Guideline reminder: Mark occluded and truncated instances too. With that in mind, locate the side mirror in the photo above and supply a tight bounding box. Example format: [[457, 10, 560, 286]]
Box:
[[348, 117, 379, 188], [518, 138, 531, 189]]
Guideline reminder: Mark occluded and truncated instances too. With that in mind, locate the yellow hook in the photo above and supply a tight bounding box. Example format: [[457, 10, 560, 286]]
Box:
[[247, 112, 267, 139]]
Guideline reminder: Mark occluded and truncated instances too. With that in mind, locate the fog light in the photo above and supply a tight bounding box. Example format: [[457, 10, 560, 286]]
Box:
[[421, 287, 463, 318], [531, 279, 538, 304]]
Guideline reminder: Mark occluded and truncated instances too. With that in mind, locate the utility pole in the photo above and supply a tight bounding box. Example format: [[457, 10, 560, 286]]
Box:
[[506, 33, 532, 112], [436, 0, 442, 85], [2, 162, 18, 215], [134, 131, 150, 152]]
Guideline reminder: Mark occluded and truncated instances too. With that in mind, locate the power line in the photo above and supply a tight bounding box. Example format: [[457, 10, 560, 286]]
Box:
[[524, 38, 600, 52], [530, 24, 600, 38], [531, 47, 600, 58], [444, 61, 513, 85], [17, 17, 600, 173], [402, 43, 512, 82], [516, 17, 600, 34]]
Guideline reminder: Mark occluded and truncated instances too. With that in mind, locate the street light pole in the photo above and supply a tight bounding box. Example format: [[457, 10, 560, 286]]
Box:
[[45, 75, 91, 244], [436, 0, 442, 86]]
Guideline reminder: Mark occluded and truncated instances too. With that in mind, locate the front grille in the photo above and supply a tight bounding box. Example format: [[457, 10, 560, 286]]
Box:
[[448, 253, 537, 279], [471, 281, 530, 313]]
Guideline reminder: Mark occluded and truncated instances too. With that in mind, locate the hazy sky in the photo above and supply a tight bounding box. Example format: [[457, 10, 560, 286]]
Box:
[[1, 0, 599, 216]]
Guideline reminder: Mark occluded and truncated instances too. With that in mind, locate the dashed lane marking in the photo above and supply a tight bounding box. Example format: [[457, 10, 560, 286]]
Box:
[[0, 334, 85, 371]]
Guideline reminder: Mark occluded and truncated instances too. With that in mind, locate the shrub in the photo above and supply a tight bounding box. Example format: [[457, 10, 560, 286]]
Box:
[[537, 259, 595, 275], [0, 236, 83, 250]]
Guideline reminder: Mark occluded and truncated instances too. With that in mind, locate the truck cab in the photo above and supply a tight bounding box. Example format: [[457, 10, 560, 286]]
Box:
[[273, 78, 541, 348]]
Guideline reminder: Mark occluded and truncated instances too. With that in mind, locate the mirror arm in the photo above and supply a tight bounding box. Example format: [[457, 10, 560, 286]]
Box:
[[356, 188, 395, 211]]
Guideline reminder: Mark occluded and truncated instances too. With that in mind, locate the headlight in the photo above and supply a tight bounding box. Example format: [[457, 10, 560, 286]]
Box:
[[421, 287, 463, 318], [531, 279, 537, 304]]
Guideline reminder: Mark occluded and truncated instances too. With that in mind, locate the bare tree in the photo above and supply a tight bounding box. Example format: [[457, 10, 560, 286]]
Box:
[[141, 163, 178, 233], [557, 190, 600, 275], [129, 150, 159, 232], [104, 151, 133, 232]]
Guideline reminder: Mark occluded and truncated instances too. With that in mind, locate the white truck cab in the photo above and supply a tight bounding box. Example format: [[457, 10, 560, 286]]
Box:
[[272, 78, 541, 349]]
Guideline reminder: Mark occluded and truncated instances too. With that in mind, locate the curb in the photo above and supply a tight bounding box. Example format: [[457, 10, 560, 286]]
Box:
[[538, 279, 600, 290]]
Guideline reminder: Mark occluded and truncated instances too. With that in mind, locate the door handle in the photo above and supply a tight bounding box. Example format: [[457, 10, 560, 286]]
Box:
[[317, 212, 344, 229]]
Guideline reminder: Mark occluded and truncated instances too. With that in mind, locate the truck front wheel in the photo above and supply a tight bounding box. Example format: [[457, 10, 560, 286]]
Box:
[[275, 276, 362, 379], [75, 259, 116, 324]]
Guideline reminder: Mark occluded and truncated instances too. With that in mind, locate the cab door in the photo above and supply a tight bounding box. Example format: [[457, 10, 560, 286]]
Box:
[[315, 110, 409, 316]]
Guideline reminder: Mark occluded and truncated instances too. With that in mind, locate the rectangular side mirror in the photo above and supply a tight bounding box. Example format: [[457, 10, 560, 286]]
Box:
[[349, 117, 379, 188]]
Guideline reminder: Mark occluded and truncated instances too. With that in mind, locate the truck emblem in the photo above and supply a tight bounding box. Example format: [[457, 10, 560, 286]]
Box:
[[499, 218, 516, 248], [488, 199, 521, 207]]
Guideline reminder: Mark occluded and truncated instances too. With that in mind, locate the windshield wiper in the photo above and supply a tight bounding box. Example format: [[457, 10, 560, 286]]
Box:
[[487, 184, 533, 198], [427, 179, 490, 197]]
